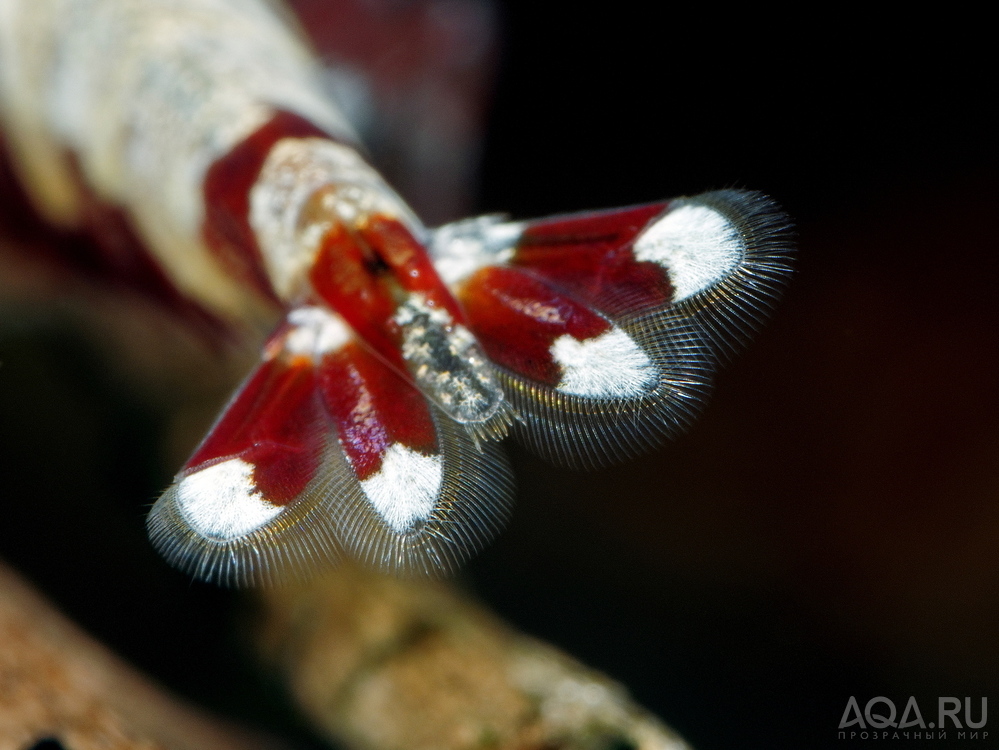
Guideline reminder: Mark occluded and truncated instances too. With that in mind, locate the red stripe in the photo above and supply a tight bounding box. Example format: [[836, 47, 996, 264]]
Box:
[[184, 357, 325, 505], [308, 224, 403, 367], [459, 265, 610, 385], [317, 342, 438, 480], [513, 202, 674, 316], [309, 215, 465, 367], [202, 110, 338, 303], [358, 216, 465, 320]]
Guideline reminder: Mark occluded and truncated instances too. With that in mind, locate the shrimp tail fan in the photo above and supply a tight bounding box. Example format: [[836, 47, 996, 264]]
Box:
[[429, 190, 794, 469], [148, 305, 514, 586]]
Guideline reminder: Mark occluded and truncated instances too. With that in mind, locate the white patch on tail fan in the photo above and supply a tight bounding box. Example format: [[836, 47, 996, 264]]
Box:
[[359, 443, 443, 533], [285, 305, 351, 357], [430, 215, 524, 285], [176, 458, 282, 540], [633, 204, 743, 301], [551, 328, 655, 398]]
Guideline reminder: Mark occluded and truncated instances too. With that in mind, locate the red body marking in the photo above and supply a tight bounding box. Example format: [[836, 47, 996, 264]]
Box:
[[185, 356, 325, 504], [318, 343, 438, 480], [309, 215, 466, 366], [308, 226, 403, 365], [459, 265, 611, 385], [513, 202, 674, 317], [359, 216, 464, 318], [202, 111, 336, 303]]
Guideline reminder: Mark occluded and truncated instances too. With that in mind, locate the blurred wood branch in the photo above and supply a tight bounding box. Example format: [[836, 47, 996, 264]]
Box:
[[0, 562, 274, 750], [258, 566, 692, 750]]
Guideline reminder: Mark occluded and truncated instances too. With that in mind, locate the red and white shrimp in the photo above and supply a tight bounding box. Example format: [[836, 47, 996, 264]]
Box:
[[0, 0, 793, 585]]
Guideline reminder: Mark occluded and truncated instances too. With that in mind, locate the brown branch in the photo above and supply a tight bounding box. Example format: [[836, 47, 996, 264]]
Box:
[[0, 562, 276, 750], [257, 565, 692, 750]]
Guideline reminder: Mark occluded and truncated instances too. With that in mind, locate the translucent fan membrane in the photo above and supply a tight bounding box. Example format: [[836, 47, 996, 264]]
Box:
[[149, 436, 350, 587], [502, 314, 713, 469], [330, 407, 514, 577], [666, 190, 795, 361]]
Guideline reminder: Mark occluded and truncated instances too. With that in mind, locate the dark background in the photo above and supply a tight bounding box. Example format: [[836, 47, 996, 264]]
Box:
[[1, 3, 996, 749], [474, 5, 998, 749]]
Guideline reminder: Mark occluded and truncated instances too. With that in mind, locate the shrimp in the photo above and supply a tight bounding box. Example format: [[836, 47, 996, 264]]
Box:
[[0, 0, 793, 585]]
